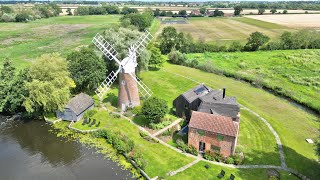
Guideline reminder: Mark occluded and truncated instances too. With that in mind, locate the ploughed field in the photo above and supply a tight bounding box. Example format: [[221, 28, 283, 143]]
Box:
[[186, 50, 320, 113], [156, 17, 290, 44]]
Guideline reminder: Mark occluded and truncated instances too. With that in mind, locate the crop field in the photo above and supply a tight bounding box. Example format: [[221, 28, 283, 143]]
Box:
[[186, 50, 320, 113], [0, 15, 120, 69], [156, 17, 290, 44], [246, 14, 320, 28]]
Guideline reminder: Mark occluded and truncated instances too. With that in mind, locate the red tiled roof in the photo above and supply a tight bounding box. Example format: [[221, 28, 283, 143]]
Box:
[[189, 111, 239, 137]]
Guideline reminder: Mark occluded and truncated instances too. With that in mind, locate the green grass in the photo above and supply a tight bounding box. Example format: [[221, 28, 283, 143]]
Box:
[[238, 109, 280, 165], [72, 110, 111, 130], [91, 110, 194, 177], [44, 112, 58, 122], [139, 63, 319, 179], [0, 15, 120, 70], [167, 161, 300, 180], [186, 49, 320, 113]]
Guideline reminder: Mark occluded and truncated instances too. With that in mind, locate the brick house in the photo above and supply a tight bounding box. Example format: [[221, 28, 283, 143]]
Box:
[[188, 111, 239, 157]]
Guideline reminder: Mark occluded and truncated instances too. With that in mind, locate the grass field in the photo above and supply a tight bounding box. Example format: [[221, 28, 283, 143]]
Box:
[[139, 63, 319, 179], [186, 50, 320, 113], [0, 15, 120, 69], [156, 17, 290, 44]]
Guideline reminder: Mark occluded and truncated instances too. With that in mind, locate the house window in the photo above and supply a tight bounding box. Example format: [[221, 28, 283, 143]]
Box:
[[197, 130, 205, 136], [211, 145, 221, 152], [217, 134, 224, 141]]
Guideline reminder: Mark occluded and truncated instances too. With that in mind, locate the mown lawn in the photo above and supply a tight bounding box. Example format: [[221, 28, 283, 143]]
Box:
[[238, 109, 280, 165], [0, 15, 121, 70], [139, 63, 319, 179], [186, 50, 320, 113], [167, 161, 299, 180]]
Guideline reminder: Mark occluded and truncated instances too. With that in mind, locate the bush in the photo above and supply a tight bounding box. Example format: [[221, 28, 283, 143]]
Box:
[[149, 120, 171, 129], [203, 150, 215, 161], [233, 154, 243, 165], [244, 31, 270, 51], [225, 157, 234, 164], [176, 139, 188, 152], [214, 152, 223, 162], [123, 111, 133, 117], [15, 12, 30, 22], [0, 13, 15, 22], [228, 42, 243, 52], [141, 97, 168, 124], [95, 121, 100, 127], [139, 130, 148, 138], [186, 145, 198, 156], [131, 105, 141, 114]]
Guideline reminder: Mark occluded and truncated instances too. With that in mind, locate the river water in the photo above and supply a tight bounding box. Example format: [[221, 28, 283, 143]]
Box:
[[0, 116, 133, 180]]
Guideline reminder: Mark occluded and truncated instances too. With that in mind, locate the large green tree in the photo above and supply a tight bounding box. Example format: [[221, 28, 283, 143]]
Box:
[[0, 59, 27, 114], [159, 26, 178, 54], [244, 31, 270, 51], [23, 53, 75, 113], [103, 27, 150, 72], [234, 5, 243, 16], [67, 47, 106, 93], [148, 44, 165, 68], [120, 10, 153, 31], [141, 97, 168, 124]]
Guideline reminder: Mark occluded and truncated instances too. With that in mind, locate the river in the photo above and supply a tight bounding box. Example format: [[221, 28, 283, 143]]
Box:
[[0, 116, 133, 180]]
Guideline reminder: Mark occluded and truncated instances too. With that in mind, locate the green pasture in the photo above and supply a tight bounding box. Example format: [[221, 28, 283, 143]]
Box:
[[186, 49, 320, 113]]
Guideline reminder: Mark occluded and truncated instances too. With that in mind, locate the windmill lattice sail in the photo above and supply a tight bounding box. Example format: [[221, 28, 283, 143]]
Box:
[[129, 72, 153, 99], [131, 30, 153, 56], [95, 69, 120, 99], [92, 33, 121, 64]]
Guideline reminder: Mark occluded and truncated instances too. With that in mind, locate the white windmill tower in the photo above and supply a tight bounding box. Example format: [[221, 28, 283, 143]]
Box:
[[92, 30, 153, 111]]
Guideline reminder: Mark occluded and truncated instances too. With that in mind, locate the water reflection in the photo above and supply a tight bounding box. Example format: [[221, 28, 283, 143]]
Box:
[[0, 117, 133, 180]]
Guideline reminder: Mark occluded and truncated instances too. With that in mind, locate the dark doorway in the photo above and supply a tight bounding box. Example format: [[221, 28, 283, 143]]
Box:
[[199, 141, 206, 153]]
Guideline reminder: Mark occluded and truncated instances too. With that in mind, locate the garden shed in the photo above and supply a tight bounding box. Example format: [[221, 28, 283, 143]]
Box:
[[56, 93, 94, 121]]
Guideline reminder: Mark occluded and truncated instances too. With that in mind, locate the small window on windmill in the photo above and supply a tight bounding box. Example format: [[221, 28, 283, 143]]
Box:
[[121, 80, 126, 85], [194, 86, 206, 95]]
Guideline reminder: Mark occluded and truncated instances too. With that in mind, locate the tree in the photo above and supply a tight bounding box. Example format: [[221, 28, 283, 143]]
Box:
[[280, 31, 294, 49], [153, 8, 160, 16], [270, 8, 277, 14], [148, 44, 165, 68], [121, 6, 138, 15], [121, 11, 154, 31], [228, 41, 243, 52], [75, 6, 89, 16], [234, 5, 243, 16], [23, 53, 75, 113], [15, 12, 30, 22], [141, 97, 168, 124], [67, 47, 107, 93], [103, 27, 150, 72], [0, 59, 15, 112], [0, 5, 13, 14], [199, 7, 206, 15], [178, 10, 187, 16], [66, 8, 72, 15], [258, 8, 265, 15], [160, 10, 166, 16], [103, 5, 120, 14], [283, 10, 288, 14], [244, 32, 270, 51], [159, 26, 178, 54], [213, 9, 224, 17]]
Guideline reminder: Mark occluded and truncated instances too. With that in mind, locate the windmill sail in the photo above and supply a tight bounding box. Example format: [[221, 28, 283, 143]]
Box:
[[130, 30, 153, 57], [93, 33, 121, 65], [95, 68, 121, 99], [129, 72, 153, 99]]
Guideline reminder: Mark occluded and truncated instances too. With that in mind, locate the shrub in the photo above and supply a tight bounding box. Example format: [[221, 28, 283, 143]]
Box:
[[131, 105, 141, 114], [149, 120, 171, 130], [131, 149, 148, 170], [139, 130, 148, 138], [123, 111, 133, 117], [1, 13, 15, 22], [228, 42, 243, 52], [244, 31, 270, 51], [203, 150, 215, 161], [82, 119, 87, 125], [91, 119, 96, 125], [141, 97, 168, 124], [176, 139, 188, 152], [214, 152, 223, 162], [225, 157, 234, 164], [162, 129, 172, 136], [186, 145, 198, 156], [233, 154, 243, 165], [95, 121, 100, 127], [15, 12, 30, 22]]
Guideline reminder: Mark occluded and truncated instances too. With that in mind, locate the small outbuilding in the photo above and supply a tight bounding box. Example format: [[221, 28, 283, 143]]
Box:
[[56, 93, 94, 121]]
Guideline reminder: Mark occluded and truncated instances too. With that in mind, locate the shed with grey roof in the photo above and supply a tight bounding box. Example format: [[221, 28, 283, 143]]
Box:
[[56, 93, 94, 121]]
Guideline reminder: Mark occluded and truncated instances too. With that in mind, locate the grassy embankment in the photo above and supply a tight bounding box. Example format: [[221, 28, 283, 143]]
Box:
[[186, 49, 320, 113], [139, 63, 318, 179], [156, 17, 290, 45], [0, 15, 121, 69]]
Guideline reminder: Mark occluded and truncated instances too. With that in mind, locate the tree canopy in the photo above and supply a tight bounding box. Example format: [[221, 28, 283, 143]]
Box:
[[120, 10, 154, 31], [67, 47, 107, 93], [23, 53, 75, 113], [141, 97, 168, 124], [234, 5, 243, 16], [148, 44, 165, 68], [244, 32, 270, 51]]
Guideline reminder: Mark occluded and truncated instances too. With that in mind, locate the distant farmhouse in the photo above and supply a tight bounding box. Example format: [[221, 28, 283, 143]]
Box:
[[173, 84, 240, 157], [56, 93, 94, 122]]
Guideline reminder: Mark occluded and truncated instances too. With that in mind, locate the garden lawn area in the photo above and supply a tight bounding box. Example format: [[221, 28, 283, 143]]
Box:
[[91, 109, 194, 177], [139, 63, 319, 179], [156, 17, 290, 45], [0, 15, 120, 70], [167, 161, 300, 180], [72, 111, 112, 130], [238, 109, 280, 165], [44, 112, 59, 122], [186, 49, 320, 113]]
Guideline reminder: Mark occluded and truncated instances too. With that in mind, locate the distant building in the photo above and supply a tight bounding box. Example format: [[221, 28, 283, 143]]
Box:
[[188, 111, 239, 156], [56, 93, 94, 121], [190, 9, 201, 16]]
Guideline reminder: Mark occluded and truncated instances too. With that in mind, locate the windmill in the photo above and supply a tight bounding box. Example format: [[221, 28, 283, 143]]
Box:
[[92, 30, 153, 111]]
